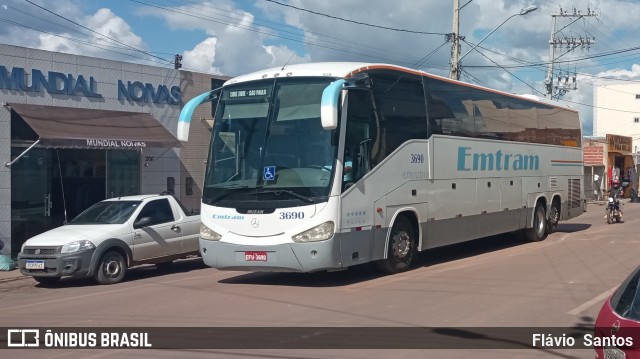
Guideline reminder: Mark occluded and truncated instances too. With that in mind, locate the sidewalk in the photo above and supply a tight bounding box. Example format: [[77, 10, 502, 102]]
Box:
[[0, 266, 28, 283]]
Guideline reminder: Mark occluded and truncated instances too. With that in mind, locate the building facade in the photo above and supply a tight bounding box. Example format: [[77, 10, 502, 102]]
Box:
[[594, 81, 640, 154], [0, 44, 225, 257], [583, 135, 635, 200]]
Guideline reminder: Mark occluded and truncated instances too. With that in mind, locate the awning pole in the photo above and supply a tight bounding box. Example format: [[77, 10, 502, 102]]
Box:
[[4, 138, 41, 167]]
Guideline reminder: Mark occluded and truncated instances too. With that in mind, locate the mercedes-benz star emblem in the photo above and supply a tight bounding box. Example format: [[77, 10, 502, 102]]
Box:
[[251, 218, 259, 228]]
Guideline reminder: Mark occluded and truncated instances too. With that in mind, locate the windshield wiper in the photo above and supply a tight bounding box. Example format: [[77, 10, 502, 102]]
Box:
[[251, 190, 315, 203], [205, 185, 255, 204]]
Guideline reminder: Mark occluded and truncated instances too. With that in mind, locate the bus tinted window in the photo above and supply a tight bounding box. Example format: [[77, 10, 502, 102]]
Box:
[[508, 97, 538, 143], [425, 79, 484, 138], [423, 76, 580, 146], [370, 73, 427, 158], [537, 108, 582, 146]]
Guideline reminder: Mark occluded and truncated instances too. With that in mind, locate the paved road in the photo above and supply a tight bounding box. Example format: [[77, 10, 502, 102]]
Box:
[[2, 202, 639, 359]]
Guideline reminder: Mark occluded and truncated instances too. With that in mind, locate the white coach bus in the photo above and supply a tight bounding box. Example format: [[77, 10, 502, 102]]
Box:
[[178, 62, 586, 274]]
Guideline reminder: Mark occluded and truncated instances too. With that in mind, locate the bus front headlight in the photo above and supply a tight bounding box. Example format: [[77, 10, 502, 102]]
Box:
[[292, 222, 334, 243], [200, 223, 222, 241]]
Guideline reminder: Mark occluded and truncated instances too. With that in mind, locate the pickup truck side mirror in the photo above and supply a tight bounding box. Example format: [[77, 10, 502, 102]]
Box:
[[133, 217, 152, 229]]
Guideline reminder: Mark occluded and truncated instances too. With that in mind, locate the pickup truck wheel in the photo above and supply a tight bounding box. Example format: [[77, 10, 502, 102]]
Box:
[[95, 251, 126, 285], [34, 276, 60, 286]]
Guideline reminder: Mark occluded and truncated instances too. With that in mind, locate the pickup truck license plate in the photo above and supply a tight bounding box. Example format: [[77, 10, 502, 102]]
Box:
[[245, 251, 267, 262], [25, 260, 45, 270]]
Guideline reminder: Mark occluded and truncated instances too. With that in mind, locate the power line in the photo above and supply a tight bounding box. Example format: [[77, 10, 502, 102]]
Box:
[[460, 42, 640, 84], [465, 44, 640, 114], [130, 0, 393, 62], [130, 0, 448, 69], [0, 17, 171, 66], [412, 40, 449, 68], [0, 22, 168, 67], [465, 43, 640, 69], [4, 5, 161, 57], [462, 39, 545, 96], [263, 0, 447, 35], [166, 0, 394, 58], [22, 0, 171, 64]]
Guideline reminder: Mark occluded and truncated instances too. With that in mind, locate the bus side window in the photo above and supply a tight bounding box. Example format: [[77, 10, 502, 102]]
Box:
[[370, 73, 427, 157], [344, 91, 377, 189]]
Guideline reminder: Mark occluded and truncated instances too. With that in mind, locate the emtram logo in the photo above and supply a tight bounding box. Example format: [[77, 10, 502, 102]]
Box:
[[457, 147, 539, 171], [7, 329, 40, 347]]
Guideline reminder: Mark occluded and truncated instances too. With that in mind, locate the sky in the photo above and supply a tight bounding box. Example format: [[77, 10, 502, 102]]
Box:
[[2, 0, 640, 135]]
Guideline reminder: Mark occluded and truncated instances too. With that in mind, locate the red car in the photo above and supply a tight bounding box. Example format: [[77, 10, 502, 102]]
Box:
[[594, 266, 640, 358]]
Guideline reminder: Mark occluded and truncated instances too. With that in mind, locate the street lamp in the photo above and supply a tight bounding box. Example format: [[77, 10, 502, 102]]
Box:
[[455, 5, 537, 80]]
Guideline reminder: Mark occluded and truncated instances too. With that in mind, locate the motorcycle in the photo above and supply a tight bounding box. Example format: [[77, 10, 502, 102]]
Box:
[[606, 194, 622, 224]]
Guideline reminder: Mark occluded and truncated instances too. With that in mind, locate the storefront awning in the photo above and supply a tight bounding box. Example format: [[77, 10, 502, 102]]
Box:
[[8, 103, 181, 149]]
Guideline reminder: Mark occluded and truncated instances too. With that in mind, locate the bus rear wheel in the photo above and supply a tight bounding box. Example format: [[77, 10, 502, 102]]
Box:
[[525, 203, 547, 242], [375, 216, 416, 274]]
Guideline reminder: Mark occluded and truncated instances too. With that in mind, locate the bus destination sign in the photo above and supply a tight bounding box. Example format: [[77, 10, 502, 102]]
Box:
[[228, 88, 268, 98]]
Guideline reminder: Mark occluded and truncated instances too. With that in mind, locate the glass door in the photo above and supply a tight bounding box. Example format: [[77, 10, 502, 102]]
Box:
[[107, 150, 140, 198], [10, 147, 53, 258]]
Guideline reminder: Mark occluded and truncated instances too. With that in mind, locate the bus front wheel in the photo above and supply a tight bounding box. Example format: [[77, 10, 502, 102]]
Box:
[[524, 203, 547, 242], [375, 216, 416, 274]]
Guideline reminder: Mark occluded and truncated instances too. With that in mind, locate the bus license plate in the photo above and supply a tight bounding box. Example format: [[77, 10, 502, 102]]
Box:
[[245, 251, 268, 262], [25, 260, 45, 270]]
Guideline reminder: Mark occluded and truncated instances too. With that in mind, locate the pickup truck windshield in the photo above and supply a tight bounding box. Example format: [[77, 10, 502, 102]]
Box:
[[70, 201, 142, 225]]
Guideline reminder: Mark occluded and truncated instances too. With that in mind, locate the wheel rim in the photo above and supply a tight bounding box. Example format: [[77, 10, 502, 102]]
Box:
[[103, 256, 121, 278], [392, 230, 411, 259]]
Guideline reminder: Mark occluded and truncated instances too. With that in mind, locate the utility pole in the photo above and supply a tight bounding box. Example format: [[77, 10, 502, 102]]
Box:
[[449, 0, 461, 80], [544, 7, 596, 98]]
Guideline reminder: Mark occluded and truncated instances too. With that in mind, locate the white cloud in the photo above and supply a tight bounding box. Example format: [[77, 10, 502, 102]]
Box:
[[182, 37, 222, 75], [0, 2, 151, 64], [36, 8, 147, 62], [142, 0, 309, 76], [595, 64, 640, 80]]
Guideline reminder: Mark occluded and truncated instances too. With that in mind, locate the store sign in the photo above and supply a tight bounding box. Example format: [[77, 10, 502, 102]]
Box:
[[0, 66, 102, 97], [86, 139, 147, 148], [0, 65, 182, 105], [117, 81, 181, 105]]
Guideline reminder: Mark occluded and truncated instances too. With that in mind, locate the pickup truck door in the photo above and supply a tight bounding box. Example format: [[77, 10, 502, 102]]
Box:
[[131, 198, 183, 261]]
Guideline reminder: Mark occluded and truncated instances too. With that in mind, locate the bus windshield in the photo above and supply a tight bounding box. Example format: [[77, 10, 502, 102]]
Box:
[[203, 77, 338, 207]]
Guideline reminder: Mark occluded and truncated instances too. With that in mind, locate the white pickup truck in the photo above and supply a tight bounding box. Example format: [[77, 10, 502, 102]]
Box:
[[17, 194, 201, 285]]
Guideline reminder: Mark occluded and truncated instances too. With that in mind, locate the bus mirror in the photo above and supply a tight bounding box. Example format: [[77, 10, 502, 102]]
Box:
[[178, 88, 221, 141], [320, 80, 346, 130]]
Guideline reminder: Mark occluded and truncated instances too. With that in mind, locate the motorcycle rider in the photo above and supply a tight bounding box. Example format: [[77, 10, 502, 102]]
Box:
[[607, 179, 624, 217]]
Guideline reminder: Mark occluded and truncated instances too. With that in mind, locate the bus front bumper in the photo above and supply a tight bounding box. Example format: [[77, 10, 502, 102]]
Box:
[[199, 239, 343, 273]]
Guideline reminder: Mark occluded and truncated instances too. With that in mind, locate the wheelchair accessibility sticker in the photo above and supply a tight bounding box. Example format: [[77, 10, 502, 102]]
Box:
[[263, 166, 276, 180]]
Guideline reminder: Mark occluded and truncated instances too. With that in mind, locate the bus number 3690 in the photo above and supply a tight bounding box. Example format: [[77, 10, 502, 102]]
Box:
[[279, 211, 305, 220], [410, 154, 424, 163]]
